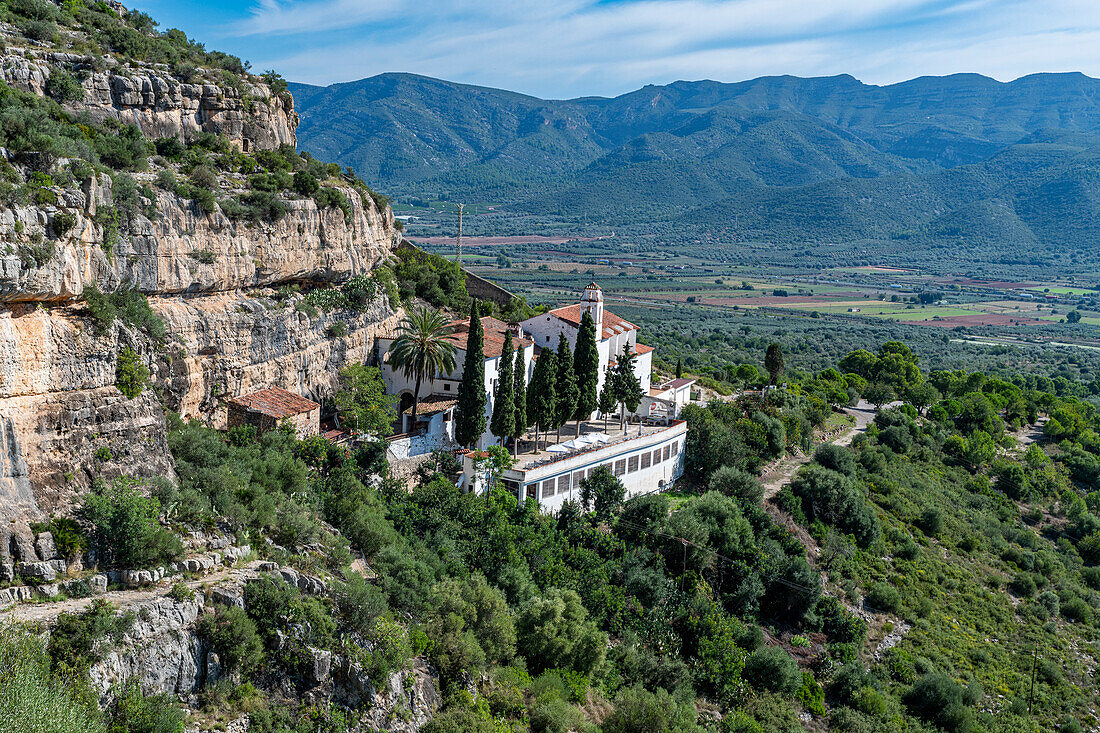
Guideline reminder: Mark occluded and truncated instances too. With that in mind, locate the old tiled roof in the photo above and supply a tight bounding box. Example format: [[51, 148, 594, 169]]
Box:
[[446, 316, 532, 358], [227, 387, 318, 418], [662, 377, 695, 389], [634, 343, 655, 355], [543, 303, 636, 340], [416, 394, 458, 416]]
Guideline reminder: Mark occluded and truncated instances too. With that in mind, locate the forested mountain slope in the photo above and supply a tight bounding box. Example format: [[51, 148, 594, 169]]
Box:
[[291, 72, 1100, 259]]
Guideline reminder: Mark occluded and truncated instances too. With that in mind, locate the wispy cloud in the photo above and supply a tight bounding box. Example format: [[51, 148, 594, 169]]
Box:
[[139, 0, 1100, 97]]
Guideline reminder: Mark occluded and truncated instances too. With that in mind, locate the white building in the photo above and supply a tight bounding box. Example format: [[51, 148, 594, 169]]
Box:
[[464, 419, 688, 511], [382, 284, 695, 508], [519, 283, 655, 415], [378, 315, 535, 451]]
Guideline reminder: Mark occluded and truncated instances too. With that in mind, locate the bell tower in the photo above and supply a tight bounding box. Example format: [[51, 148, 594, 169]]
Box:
[[581, 282, 603, 330]]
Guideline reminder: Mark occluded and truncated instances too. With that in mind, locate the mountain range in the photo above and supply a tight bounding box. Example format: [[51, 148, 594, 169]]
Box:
[[289, 72, 1100, 259]]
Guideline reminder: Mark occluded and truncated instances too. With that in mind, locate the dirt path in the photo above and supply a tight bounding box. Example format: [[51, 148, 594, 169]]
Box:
[[0, 561, 264, 624], [762, 402, 877, 499]]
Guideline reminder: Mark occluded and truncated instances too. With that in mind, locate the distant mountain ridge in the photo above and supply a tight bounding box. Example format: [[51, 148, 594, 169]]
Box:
[[289, 72, 1100, 258]]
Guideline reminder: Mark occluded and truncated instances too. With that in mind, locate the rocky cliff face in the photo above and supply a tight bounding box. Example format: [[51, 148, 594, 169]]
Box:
[[82, 578, 440, 731], [1, 47, 296, 151], [0, 42, 398, 534]]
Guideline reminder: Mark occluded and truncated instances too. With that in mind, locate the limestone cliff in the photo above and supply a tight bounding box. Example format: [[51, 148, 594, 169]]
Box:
[[0, 47, 296, 151], [0, 22, 399, 533]]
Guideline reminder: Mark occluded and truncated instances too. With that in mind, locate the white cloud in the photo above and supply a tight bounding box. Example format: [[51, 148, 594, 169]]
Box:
[[239, 0, 1100, 96]]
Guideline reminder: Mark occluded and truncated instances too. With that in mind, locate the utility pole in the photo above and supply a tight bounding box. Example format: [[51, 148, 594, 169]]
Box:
[[453, 202, 464, 264]]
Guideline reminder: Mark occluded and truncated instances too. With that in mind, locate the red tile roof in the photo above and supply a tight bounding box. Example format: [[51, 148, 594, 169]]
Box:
[[228, 387, 318, 418], [446, 316, 532, 358], [662, 377, 694, 389], [543, 304, 636, 340]]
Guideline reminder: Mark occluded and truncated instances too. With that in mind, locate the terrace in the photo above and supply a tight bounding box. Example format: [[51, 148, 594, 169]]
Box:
[[511, 417, 683, 471]]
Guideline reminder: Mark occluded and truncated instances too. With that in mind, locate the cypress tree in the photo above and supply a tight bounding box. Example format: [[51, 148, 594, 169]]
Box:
[[454, 301, 487, 448], [528, 349, 556, 452], [511, 347, 528, 455], [554, 333, 578, 443], [765, 343, 785, 385], [573, 311, 599, 436], [612, 346, 644, 432], [676, 358, 683, 379], [490, 332, 515, 445], [597, 370, 616, 433]]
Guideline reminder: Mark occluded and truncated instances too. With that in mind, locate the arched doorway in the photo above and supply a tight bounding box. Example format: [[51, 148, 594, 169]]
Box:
[[399, 392, 415, 432]]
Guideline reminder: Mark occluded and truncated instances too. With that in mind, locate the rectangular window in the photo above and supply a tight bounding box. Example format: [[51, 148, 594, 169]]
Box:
[[526, 484, 536, 499], [558, 475, 570, 495], [653, 449, 662, 464], [641, 452, 651, 469], [614, 460, 626, 476], [541, 480, 555, 499], [603, 463, 613, 475], [628, 455, 639, 473], [574, 471, 585, 488], [444, 383, 451, 391], [663, 445, 671, 461]]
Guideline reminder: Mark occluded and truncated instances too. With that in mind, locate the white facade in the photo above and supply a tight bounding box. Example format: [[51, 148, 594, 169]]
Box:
[[466, 420, 688, 512], [519, 283, 654, 416], [378, 318, 535, 450]]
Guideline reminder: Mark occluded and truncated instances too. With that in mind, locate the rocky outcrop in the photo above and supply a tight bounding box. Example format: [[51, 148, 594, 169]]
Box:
[[1, 179, 393, 303], [89, 594, 208, 703], [77, 585, 440, 730], [0, 305, 174, 523], [0, 48, 296, 151], [155, 291, 400, 423]]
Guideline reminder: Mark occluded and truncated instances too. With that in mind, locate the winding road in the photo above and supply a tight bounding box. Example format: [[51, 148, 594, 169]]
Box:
[[762, 402, 878, 499]]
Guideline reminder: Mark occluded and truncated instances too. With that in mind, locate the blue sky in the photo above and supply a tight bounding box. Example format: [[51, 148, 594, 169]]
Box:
[[130, 0, 1100, 98]]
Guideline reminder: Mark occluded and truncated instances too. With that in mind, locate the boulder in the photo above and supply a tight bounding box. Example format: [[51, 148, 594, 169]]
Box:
[[17, 561, 57, 583], [34, 531, 58, 561]]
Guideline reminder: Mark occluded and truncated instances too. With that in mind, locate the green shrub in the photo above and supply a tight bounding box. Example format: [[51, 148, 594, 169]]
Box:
[[51, 210, 77, 237], [516, 588, 606, 677], [242, 190, 286, 221], [167, 583, 193, 602], [708, 465, 764, 504], [154, 136, 185, 160], [903, 673, 976, 733], [743, 646, 801, 696], [292, 170, 319, 196], [45, 69, 84, 103], [30, 517, 86, 561], [313, 186, 352, 222], [47, 599, 134, 676], [81, 478, 183, 569], [866, 582, 902, 614], [190, 248, 216, 264], [1061, 597, 1092, 624], [21, 18, 57, 42], [106, 683, 186, 733], [116, 347, 149, 399], [17, 239, 55, 269], [325, 322, 347, 339], [197, 606, 264, 676]]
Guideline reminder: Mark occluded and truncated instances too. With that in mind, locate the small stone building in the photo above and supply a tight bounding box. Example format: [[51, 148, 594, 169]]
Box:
[[226, 387, 320, 438]]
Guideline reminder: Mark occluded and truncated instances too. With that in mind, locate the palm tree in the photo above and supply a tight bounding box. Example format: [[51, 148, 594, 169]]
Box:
[[388, 306, 457, 431]]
